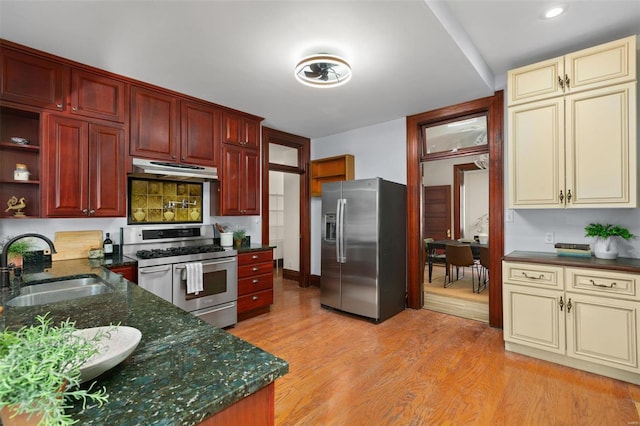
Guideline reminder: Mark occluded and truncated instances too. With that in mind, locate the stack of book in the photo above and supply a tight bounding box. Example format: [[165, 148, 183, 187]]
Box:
[[555, 243, 592, 257]]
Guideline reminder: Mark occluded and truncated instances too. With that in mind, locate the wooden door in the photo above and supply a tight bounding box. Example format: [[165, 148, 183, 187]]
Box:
[[565, 83, 636, 208], [0, 47, 66, 110], [89, 123, 126, 216], [45, 115, 89, 217], [70, 69, 127, 122], [181, 100, 220, 167], [423, 185, 451, 241], [130, 85, 180, 161]]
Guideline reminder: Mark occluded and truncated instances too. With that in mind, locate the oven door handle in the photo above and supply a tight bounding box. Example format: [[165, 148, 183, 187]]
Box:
[[174, 257, 237, 271], [139, 265, 172, 274]]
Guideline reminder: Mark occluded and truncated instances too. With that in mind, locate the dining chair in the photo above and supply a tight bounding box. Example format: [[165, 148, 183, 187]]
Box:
[[478, 246, 490, 293], [424, 238, 447, 283], [444, 244, 480, 292]]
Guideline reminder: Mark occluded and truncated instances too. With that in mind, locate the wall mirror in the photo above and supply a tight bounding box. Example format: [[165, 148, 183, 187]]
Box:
[[422, 113, 488, 161]]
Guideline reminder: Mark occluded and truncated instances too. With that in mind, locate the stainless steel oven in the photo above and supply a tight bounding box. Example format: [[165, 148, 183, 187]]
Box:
[[122, 225, 238, 328], [172, 257, 237, 327]]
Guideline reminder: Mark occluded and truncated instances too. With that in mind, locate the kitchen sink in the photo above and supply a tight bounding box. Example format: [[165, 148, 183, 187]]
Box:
[[6, 275, 114, 307]]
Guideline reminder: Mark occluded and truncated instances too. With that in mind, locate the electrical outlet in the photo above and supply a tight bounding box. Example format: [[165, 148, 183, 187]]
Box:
[[545, 232, 554, 244], [505, 210, 514, 223]]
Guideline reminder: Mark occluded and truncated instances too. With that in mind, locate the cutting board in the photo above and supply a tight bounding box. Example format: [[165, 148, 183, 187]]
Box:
[[51, 230, 103, 261]]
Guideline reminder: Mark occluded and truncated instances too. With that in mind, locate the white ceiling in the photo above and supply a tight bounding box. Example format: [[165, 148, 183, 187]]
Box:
[[1, 1, 638, 139]]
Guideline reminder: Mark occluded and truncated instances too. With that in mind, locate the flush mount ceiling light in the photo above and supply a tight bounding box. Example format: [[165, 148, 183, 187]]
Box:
[[294, 54, 352, 88]]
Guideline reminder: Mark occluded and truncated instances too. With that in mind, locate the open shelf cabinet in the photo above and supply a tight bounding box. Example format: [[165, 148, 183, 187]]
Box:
[[310, 154, 355, 197]]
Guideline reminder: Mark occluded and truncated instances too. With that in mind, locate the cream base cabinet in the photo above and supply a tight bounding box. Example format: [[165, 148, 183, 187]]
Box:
[[503, 260, 640, 384]]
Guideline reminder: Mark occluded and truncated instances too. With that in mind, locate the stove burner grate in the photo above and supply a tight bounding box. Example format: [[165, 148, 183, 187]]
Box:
[[136, 244, 224, 259]]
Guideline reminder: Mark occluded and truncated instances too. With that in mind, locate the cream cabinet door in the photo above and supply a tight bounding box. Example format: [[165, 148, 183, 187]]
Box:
[[565, 82, 637, 208], [565, 35, 636, 94], [507, 56, 564, 106], [503, 284, 565, 354], [508, 97, 565, 208], [566, 293, 639, 373]]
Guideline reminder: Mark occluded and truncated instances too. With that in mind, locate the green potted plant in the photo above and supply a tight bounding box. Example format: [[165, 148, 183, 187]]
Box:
[[584, 223, 635, 259], [0, 314, 109, 425], [0, 237, 35, 268], [232, 229, 246, 249]]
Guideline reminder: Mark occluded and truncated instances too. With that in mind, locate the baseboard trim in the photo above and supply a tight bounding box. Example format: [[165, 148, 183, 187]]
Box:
[[310, 274, 320, 287], [283, 268, 298, 281]]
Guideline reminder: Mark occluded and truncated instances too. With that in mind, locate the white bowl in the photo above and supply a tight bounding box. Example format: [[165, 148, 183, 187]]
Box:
[[73, 326, 142, 382]]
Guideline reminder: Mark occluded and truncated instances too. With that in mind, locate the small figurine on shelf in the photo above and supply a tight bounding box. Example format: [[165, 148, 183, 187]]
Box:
[[5, 195, 27, 217]]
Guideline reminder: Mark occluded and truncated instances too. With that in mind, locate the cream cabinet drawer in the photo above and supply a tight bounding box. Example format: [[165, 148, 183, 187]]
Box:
[[503, 261, 564, 289], [566, 268, 638, 301]]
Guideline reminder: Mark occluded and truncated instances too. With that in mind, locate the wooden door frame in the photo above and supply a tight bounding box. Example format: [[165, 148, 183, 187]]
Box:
[[261, 127, 311, 287], [406, 91, 504, 327], [453, 163, 482, 240]]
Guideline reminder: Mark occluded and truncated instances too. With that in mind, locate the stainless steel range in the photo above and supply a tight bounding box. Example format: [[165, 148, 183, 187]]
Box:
[[121, 225, 237, 328]]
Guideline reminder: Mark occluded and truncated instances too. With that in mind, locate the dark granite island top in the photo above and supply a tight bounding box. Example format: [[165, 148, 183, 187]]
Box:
[[1, 259, 288, 425]]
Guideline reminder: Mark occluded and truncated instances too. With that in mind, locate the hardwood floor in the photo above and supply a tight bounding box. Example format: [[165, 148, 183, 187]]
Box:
[[230, 272, 640, 425]]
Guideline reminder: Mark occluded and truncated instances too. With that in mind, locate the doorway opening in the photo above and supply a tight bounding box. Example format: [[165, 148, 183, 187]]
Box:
[[406, 91, 504, 328], [261, 127, 311, 287]]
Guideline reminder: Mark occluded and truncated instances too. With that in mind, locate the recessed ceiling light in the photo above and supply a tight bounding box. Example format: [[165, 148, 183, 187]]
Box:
[[294, 54, 352, 88], [543, 6, 566, 19]]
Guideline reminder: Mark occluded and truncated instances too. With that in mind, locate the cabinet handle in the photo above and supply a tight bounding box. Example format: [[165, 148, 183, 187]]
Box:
[[82, 208, 88, 215], [558, 76, 565, 90], [559, 296, 564, 311], [252, 279, 259, 284], [172, 155, 177, 159], [56, 103, 63, 109], [522, 272, 544, 280], [252, 255, 259, 259], [252, 267, 259, 272], [564, 75, 570, 90], [72, 106, 77, 111], [566, 189, 572, 203], [252, 295, 259, 301], [559, 190, 564, 202], [567, 298, 572, 313], [590, 279, 616, 289], [89, 209, 95, 215]]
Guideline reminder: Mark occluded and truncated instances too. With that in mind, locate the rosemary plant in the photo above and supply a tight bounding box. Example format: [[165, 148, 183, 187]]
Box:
[[0, 314, 109, 425]]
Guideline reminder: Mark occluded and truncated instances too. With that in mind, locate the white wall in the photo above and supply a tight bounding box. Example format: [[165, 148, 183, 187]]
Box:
[[283, 173, 300, 270], [310, 118, 407, 275]]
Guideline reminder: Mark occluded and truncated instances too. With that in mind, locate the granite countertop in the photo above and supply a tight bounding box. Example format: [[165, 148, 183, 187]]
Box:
[[236, 244, 275, 254], [1, 258, 288, 425], [504, 250, 640, 273]]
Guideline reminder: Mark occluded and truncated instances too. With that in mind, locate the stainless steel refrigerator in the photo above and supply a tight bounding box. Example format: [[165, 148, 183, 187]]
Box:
[[321, 178, 407, 322]]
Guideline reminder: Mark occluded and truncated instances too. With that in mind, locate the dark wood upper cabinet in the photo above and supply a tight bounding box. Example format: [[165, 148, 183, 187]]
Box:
[[70, 69, 127, 123], [130, 85, 180, 161], [222, 111, 260, 149], [0, 47, 66, 110], [181, 100, 220, 167], [45, 114, 126, 217], [220, 145, 260, 215]]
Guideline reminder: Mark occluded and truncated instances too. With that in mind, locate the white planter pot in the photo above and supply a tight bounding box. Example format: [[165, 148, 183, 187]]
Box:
[[593, 237, 618, 259]]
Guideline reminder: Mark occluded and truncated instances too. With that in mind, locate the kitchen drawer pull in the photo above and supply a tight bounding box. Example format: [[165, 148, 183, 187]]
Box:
[[590, 279, 616, 289], [253, 267, 259, 272], [522, 272, 544, 280], [559, 296, 564, 311], [252, 255, 259, 259], [252, 279, 259, 284], [252, 295, 259, 301]]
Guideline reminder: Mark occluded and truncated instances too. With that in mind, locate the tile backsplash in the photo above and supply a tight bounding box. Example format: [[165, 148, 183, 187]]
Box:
[[128, 178, 202, 224]]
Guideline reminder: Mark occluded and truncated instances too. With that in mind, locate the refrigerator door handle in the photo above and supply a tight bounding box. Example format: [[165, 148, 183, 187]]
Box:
[[339, 198, 347, 263], [335, 199, 341, 262]]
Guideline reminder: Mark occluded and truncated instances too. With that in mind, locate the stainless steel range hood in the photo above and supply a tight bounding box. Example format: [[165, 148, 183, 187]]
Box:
[[131, 158, 217, 181]]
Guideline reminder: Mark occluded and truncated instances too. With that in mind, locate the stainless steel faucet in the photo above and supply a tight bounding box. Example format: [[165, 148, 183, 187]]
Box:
[[1, 233, 57, 289]]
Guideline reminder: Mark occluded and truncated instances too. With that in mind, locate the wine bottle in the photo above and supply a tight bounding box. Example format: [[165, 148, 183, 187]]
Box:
[[103, 232, 114, 258]]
